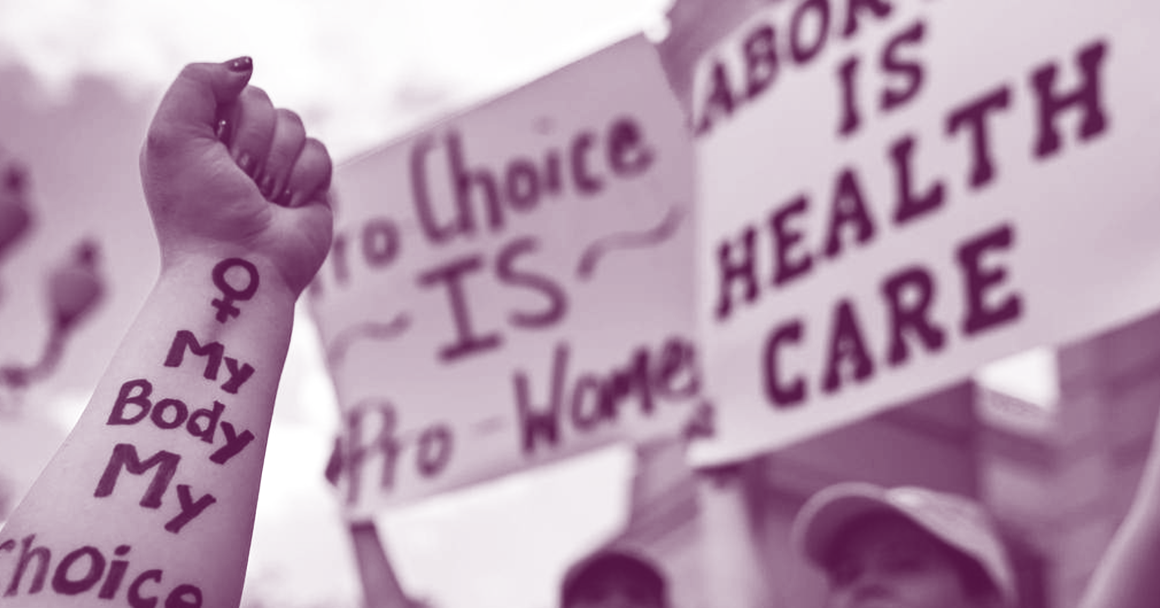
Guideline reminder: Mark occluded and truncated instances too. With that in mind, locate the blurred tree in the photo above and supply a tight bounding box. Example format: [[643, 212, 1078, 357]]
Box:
[[0, 238, 105, 393], [47, 238, 104, 332], [0, 147, 34, 288]]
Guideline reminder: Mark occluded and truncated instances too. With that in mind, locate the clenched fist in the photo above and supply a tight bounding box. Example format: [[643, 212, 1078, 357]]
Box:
[[140, 57, 333, 295]]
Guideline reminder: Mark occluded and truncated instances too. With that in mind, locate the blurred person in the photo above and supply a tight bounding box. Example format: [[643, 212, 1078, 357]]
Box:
[[0, 145, 105, 385], [793, 483, 1014, 608], [560, 547, 669, 608], [0, 55, 332, 608], [792, 399, 1160, 608]]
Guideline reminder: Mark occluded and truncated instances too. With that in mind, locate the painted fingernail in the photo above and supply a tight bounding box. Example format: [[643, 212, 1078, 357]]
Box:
[[226, 56, 253, 73], [236, 152, 256, 177], [275, 188, 294, 207]]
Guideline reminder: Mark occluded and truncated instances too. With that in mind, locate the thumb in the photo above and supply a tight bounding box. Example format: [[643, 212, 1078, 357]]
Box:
[[150, 57, 254, 143]]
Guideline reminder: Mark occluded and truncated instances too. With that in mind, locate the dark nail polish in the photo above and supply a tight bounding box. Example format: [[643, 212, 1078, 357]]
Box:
[[226, 56, 253, 73], [275, 188, 293, 207]]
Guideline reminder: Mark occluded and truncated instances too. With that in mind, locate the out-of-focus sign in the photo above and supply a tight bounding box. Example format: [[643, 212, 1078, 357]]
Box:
[[308, 35, 698, 516], [688, 0, 1160, 465]]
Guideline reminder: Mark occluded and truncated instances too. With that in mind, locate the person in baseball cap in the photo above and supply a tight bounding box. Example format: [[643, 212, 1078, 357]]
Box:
[[792, 482, 1016, 608], [559, 547, 669, 608]]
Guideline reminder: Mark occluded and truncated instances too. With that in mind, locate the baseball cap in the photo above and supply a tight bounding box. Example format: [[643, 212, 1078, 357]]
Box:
[[791, 482, 1016, 606], [560, 547, 668, 608]]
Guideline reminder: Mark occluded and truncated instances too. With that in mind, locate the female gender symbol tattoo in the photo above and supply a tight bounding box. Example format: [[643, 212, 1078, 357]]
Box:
[[211, 258, 259, 323]]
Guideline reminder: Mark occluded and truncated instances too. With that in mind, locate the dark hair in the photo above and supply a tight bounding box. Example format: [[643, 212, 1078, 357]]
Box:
[[560, 549, 668, 608]]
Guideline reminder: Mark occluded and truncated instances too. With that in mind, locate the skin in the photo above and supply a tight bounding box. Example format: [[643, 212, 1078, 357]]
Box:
[[823, 513, 997, 608], [566, 571, 665, 608], [0, 58, 332, 607]]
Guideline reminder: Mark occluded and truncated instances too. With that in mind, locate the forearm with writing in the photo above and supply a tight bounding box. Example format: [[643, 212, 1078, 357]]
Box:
[[0, 251, 296, 608]]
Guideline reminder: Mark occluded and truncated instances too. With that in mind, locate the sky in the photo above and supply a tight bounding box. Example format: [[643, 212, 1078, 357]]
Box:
[[0, 1, 1066, 607], [0, 1, 672, 607]]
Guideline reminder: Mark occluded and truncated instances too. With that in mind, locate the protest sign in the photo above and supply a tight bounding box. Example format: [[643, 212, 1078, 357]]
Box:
[[688, 0, 1160, 466], [308, 34, 698, 516]]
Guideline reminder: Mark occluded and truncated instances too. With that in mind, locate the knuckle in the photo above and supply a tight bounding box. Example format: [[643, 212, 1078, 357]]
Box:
[[143, 123, 182, 158], [176, 62, 214, 86], [177, 62, 204, 79], [305, 137, 331, 164], [312, 143, 334, 185], [276, 108, 305, 132], [287, 138, 333, 189], [241, 85, 273, 108]]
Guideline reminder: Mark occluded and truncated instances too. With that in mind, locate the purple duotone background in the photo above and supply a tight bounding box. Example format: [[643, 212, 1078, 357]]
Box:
[[2, 1, 1158, 608]]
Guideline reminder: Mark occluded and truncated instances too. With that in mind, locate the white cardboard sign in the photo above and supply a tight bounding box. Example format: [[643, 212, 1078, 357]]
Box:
[[689, 0, 1160, 465], [308, 35, 699, 515]]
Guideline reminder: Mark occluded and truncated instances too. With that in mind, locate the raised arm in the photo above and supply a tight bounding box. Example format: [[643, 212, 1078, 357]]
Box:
[[0, 57, 332, 607], [1078, 407, 1160, 608]]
